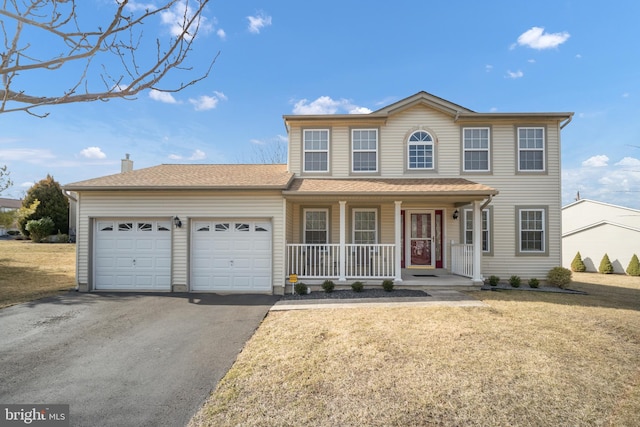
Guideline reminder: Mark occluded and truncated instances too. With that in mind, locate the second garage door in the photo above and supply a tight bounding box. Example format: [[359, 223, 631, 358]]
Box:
[[191, 220, 272, 292]]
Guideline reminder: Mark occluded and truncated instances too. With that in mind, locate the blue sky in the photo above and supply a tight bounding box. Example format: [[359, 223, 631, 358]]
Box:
[[1, 0, 639, 209]]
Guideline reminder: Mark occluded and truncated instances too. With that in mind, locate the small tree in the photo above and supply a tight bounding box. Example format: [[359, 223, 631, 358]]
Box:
[[571, 252, 586, 272], [598, 254, 614, 274], [25, 217, 55, 242], [626, 254, 640, 276], [19, 176, 68, 236]]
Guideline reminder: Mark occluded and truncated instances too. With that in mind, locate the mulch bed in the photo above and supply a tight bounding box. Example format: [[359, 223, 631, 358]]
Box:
[[281, 288, 430, 300]]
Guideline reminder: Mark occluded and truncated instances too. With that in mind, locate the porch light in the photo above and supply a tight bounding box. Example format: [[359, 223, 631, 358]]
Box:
[[174, 216, 182, 228], [452, 210, 459, 220]]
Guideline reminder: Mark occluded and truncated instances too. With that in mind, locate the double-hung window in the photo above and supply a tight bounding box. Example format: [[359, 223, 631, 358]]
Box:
[[353, 209, 377, 244], [518, 127, 545, 171], [518, 208, 546, 253], [463, 209, 490, 252], [303, 129, 329, 172], [463, 128, 490, 172], [408, 131, 434, 169], [352, 129, 378, 172], [304, 209, 328, 244]]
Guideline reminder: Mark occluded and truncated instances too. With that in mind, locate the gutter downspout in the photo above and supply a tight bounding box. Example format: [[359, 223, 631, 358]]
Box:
[[560, 114, 573, 130], [480, 195, 493, 210], [62, 190, 79, 291]]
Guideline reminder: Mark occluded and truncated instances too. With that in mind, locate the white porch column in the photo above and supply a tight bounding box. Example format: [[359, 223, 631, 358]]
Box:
[[471, 199, 483, 285], [394, 201, 403, 282], [339, 201, 347, 282]]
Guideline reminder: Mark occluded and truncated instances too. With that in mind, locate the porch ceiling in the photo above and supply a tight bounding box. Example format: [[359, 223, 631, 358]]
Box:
[[282, 178, 498, 203]]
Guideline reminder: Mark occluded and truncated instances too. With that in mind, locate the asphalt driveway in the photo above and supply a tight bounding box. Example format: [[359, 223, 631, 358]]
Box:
[[0, 292, 279, 427]]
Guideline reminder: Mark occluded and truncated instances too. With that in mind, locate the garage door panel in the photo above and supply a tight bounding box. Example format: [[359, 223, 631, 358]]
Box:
[[95, 219, 171, 291], [191, 220, 272, 292]]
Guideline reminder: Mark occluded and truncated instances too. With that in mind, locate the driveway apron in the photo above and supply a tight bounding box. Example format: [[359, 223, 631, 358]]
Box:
[[0, 292, 278, 427]]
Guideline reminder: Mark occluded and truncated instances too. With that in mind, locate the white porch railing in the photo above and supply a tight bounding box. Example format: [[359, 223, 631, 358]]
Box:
[[286, 244, 395, 279], [451, 243, 473, 278]]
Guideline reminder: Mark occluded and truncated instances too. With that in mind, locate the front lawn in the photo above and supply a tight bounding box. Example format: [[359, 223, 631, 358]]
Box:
[[0, 240, 76, 308], [190, 272, 640, 426]]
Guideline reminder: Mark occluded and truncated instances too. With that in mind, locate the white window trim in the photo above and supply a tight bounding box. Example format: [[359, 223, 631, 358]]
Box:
[[463, 208, 490, 253], [462, 127, 491, 172], [407, 130, 435, 170], [517, 127, 545, 172], [303, 208, 329, 244], [303, 129, 330, 173], [351, 129, 378, 173], [518, 208, 546, 253], [352, 209, 378, 244]]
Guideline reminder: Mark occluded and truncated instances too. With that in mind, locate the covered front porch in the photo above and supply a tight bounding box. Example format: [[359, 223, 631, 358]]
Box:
[[283, 177, 498, 288]]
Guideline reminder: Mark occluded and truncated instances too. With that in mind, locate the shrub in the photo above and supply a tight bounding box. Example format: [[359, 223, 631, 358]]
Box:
[[294, 282, 308, 295], [351, 281, 364, 292], [626, 254, 640, 276], [487, 275, 500, 286], [322, 280, 335, 293], [547, 267, 572, 289], [25, 216, 54, 243], [571, 252, 586, 272], [598, 254, 614, 274], [528, 278, 540, 288], [382, 279, 394, 292], [509, 275, 521, 288]]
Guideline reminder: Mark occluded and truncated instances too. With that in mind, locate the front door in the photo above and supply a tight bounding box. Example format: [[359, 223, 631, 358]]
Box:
[[406, 211, 435, 268]]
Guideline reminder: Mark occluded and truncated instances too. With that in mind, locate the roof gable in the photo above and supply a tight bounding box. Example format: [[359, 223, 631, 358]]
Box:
[[371, 91, 474, 117]]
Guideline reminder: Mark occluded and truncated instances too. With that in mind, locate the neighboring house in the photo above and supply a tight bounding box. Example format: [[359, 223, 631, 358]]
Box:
[[562, 199, 640, 273], [64, 91, 573, 294], [0, 197, 22, 236]]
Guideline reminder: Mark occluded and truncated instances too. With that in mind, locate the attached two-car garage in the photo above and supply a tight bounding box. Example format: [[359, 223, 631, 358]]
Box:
[[93, 217, 272, 293]]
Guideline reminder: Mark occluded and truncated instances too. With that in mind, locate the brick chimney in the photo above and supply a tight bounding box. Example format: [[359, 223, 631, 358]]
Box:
[[121, 154, 133, 173]]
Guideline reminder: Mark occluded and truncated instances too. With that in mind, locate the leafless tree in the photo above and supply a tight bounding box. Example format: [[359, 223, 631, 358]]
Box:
[[0, 0, 217, 117], [0, 165, 12, 194]]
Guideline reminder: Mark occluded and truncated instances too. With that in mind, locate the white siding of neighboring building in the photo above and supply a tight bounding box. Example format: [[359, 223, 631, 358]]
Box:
[[75, 190, 285, 294], [562, 200, 640, 274]]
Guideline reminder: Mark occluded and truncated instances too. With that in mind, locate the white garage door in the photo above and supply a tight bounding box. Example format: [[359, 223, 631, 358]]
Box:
[[94, 219, 172, 290], [191, 220, 272, 292]]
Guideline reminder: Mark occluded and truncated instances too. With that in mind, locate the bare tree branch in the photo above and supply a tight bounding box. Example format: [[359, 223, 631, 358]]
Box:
[[0, 0, 218, 116]]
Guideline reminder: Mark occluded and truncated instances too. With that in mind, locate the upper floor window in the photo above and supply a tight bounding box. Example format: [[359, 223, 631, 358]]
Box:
[[303, 129, 329, 172], [408, 131, 434, 169], [518, 127, 545, 171], [352, 129, 378, 172], [304, 209, 328, 244], [463, 128, 490, 172]]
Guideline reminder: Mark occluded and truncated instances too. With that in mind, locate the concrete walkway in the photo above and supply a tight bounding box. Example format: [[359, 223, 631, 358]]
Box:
[[271, 290, 488, 311]]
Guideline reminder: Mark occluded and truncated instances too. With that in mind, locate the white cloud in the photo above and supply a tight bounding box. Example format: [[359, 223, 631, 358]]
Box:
[[0, 148, 55, 163], [615, 157, 640, 167], [247, 12, 272, 34], [292, 96, 371, 115], [562, 165, 640, 209], [80, 147, 107, 159], [516, 26, 570, 50], [622, 92, 630, 98], [168, 149, 206, 161], [20, 181, 34, 189], [575, 54, 582, 59], [149, 89, 179, 104], [485, 64, 493, 72], [527, 59, 536, 63], [250, 139, 265, 145], [582, 155, 609, 167], [189, 91, 226, 111], [217, 29, 226, 39], [189, 149, 206, 160], [124, 2, 156, 12], [506, 70, 524, 79], [161, 0, 213, 39]]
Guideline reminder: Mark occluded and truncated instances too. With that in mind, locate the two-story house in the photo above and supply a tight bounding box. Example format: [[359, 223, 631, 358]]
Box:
[[64, 91, 573, 294]]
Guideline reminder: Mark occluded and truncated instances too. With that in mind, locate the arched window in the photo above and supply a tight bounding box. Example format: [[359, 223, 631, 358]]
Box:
[[408, 130, 434, 169]]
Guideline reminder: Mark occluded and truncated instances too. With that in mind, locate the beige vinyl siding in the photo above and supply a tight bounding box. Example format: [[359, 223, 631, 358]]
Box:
[[462, 121, 563, 279], [75, 190, 284, 293]]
